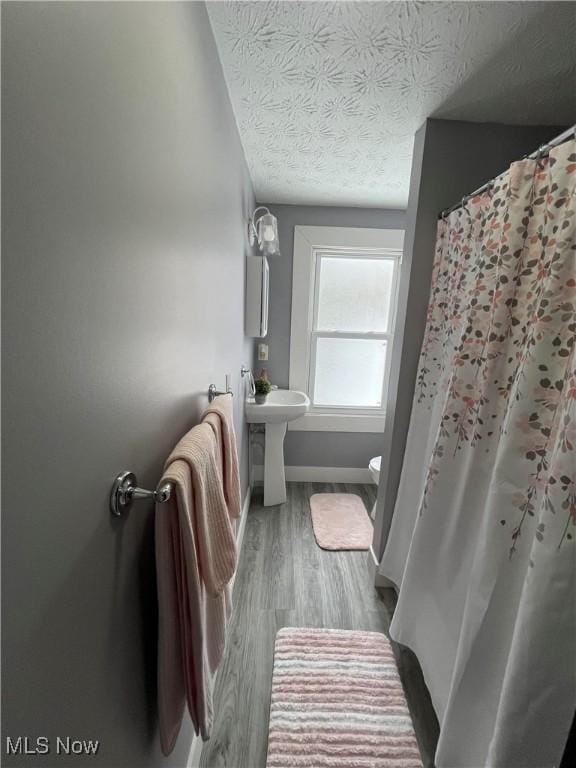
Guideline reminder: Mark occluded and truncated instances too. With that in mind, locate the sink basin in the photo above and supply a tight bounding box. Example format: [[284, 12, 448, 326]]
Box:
[[245, 389, 310, 424], [245, 389, 310, 506]]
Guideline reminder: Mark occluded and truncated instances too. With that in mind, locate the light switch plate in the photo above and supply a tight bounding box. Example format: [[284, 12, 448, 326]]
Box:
[[258, 343, 269, 361]]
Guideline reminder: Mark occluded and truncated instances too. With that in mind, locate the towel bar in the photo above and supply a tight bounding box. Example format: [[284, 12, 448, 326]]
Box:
[[110, 470, 172, 517], [111, 384, 232, 516]]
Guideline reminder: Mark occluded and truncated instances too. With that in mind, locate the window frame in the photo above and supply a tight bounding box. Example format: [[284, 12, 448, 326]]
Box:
[[289, 225, 404, 433]]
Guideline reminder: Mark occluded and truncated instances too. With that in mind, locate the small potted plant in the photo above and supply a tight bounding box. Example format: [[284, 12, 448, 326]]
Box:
[[254, 377, 272, 404]]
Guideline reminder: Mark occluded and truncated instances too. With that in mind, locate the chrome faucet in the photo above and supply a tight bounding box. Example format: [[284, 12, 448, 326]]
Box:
[[241, 365, 256, 396]]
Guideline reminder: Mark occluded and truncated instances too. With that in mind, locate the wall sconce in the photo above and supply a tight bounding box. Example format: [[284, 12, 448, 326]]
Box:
[[248, 206, 281, 257]]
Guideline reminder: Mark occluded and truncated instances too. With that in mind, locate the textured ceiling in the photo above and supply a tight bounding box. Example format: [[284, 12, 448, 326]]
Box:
[[207, 1, 576, 209]]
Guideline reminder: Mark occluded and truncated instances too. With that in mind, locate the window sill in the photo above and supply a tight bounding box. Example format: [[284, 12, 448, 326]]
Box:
[[287, 411, 386, 433]]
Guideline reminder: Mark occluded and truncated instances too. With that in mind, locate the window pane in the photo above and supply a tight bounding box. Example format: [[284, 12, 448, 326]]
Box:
[[313, 337, 387, 407], [317, 256, 395, 332]]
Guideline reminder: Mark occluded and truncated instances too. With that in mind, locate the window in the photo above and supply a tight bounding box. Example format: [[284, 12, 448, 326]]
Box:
[[289, 226, 404, 432]]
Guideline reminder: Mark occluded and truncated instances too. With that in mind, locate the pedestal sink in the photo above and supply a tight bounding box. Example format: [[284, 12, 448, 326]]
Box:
[[246, 389, 310, 506]]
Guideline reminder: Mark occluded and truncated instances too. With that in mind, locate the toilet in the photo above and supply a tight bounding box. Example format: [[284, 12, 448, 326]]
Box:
[[369, 455, 381, 485], [368, 456, 381, 520]]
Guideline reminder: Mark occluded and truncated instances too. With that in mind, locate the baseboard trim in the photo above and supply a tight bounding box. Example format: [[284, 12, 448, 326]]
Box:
[[367, 546, 398, 590], [188, 489, 252, 767], [369, 545, 380, 568], [230, 488, 251, 593], [236, 488, 251, 553], [253, 465, 373, 484], [187, 735, 203, 768]]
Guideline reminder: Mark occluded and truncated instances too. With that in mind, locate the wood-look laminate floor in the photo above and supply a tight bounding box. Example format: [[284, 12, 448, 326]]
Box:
[[200, 482, 439, 768]]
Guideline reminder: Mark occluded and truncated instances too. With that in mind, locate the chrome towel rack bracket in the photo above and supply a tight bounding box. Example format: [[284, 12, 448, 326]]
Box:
[[208, 382, 233, 402], [110, 470, 172, 517]]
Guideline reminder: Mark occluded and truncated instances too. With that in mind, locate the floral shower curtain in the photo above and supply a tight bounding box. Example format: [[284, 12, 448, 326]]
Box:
[[380, 139, 575, 768]]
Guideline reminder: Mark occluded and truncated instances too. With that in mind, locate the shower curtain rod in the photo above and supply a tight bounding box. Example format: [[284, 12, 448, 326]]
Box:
[[439, 124, 576, 219]]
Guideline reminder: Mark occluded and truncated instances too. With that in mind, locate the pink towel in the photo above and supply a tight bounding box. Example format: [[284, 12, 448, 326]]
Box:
[[156, 423, 237, 755], [202, 394, 241, 519]]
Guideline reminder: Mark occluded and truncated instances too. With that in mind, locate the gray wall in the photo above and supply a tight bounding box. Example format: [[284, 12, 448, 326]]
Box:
[[257, 203, 406, 469], [2, 2, 253, 766], [372, 118, 567, 560]]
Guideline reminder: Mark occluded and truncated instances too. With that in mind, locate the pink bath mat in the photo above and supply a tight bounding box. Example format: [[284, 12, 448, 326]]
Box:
[[310, 493, 372, 550], [266, 627, 423, 768]]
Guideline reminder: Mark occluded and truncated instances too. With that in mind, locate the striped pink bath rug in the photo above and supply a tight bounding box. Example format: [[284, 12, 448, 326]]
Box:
[[267, 628, 422, 768], [310, 493, 372, 550]]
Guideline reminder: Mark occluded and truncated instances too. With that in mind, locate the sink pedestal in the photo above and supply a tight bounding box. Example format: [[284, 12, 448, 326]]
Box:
[[264, 422, 287, 506], [245, 389, 310, 507]]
